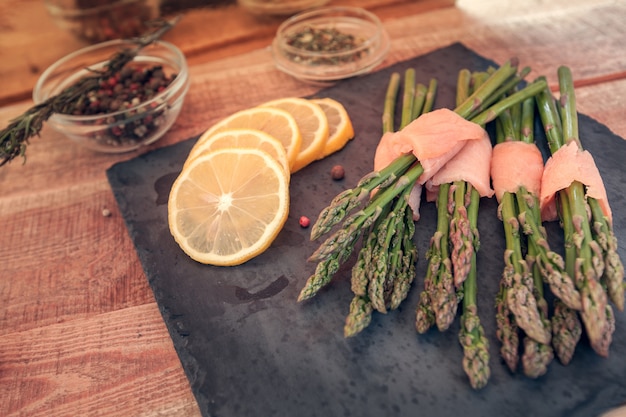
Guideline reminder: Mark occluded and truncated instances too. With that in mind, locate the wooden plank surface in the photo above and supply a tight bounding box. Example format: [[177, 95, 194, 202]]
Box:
[[1, 303, 200, 416], [0, 0, 454, 106], [1, 0, 625, 416]]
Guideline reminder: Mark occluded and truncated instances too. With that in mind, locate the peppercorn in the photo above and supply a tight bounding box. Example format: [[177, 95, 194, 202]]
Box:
[[330, 165, 345, 180], [299, 216, 311, 228], [57, 64, 177, 148]]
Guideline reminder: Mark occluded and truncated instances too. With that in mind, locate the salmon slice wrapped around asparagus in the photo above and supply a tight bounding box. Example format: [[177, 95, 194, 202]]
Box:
[[540, 140, 612, 223], [374, 108, 487, 186], [374, 108, 491, 219], [491, 141, 543, 203]]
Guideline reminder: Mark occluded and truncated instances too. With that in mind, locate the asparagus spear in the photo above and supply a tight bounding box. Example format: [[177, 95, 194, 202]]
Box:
[[495, 268, 520, 372], [415, 182, 451, 333], [411, 83, 428, 122], [429, 183, 457, 331], [344, 295, 374, 338], [458, 185, 491, 389], [551, 298, 582, 365], [452, 71, 494, 387], [389, 190, 419, 310]]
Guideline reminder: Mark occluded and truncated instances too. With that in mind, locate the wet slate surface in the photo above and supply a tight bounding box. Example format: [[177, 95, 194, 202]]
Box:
[[107, 43, 626, 417]]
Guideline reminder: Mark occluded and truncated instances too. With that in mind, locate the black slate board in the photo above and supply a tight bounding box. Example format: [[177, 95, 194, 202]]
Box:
[[106, 43, 626, 417]]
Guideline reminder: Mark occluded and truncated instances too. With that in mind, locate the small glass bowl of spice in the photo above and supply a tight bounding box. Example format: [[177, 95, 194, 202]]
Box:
[[271, 6, 390, 83], [45, 0, 160, 44], [33, 39, 189, 153]]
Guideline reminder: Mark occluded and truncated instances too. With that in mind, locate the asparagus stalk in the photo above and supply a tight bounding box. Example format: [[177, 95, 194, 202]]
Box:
[[449, 180, 475, 288], [400, 69, 416, 129], [458, 184, 491, 389], [344, 295, 374, 337], [551, 298, 582, 365], [382, 72, 401, 134], [523, 85, 582, 366], [429, 183, 458, 331], [495, 267, 520, 372], [346, 210, 388, 336], [415, 182, 451, 333], [390, 201, 419, 309]]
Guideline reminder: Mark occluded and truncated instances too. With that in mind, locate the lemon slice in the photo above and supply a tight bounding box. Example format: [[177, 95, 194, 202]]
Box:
[[190, 107, 302, 170], [168, 148, 290, 266], [260, 97, 329, 173], [185, 128, 290, 176], [312, 97, 355, 158]]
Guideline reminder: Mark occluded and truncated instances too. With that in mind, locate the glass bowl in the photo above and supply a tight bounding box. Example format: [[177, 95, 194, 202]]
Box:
[[238, 0, 331, 17], [33, 39, 189, 153], [45, 0, 160, 43], [271, 6, 390, 83]]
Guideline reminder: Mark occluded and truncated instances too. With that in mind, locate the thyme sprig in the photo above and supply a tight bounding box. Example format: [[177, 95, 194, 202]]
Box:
[[0, 17, 180, 167]]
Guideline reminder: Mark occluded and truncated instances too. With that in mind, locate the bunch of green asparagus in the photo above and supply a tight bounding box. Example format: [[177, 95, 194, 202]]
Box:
[[492, 94, 559, 378], [296, 57, 624, 389], [411, 62, 556, 389], [298, 58, 545, 383], [534, 67, 624, 358]]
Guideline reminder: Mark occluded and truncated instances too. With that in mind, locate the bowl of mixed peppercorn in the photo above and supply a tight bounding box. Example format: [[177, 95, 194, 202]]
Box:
[[33, 38, 189, 153], [271, 6, 390, 83]]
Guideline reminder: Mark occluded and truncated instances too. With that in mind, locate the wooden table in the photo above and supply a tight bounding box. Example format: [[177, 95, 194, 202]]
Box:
[[1, 0, 625, 415]]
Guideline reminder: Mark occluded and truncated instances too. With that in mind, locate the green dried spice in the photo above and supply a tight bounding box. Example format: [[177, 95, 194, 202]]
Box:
[[285, 26, 368, 66]]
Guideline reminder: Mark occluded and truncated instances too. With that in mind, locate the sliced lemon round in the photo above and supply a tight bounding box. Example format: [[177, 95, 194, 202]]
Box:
[[190, 107, 302, 170], [168, 147, 290, 266], [185, 128, 290, 176], [312, 97, 355, 158], [260, 97, 329, 173]]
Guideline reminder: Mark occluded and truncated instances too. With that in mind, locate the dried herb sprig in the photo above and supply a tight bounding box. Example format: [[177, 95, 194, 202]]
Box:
[[0, 16, 180, 167]]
